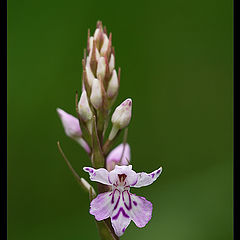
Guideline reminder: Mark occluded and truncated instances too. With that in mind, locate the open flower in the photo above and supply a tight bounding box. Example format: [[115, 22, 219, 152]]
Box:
[[83, 165, 162, 236]]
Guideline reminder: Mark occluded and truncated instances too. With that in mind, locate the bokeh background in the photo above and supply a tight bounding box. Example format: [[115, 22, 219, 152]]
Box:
[[7, 0, 233, 239]]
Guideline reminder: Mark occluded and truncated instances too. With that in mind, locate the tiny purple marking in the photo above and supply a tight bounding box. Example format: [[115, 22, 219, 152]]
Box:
[[112, 207, 129, 220], [108, 175, 112, 184], [111, 190, 116, 204], [122, 228, 126, 232], [151, 173, 155, 178], [157, 169, 161, 174], [113, 191, 120, 210], [133, 201, 137, 206], [122, 191, 132, 210], [131, 177, 138, 186]]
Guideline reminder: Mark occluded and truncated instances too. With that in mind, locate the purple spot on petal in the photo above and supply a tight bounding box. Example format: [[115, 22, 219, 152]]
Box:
[[151, 173, 155, 178], [133, 201, 137, 206], [122, 228, 126, 232], [157, 169, 161, 174]]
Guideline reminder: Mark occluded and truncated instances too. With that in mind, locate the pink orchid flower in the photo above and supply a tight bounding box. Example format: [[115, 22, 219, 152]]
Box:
[[83, 165, 162, 236]]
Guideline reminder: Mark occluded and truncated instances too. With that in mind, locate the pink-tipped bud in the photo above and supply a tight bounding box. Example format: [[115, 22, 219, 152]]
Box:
[[109, 54, 115, 73], [90, 78, 102, 109], [109, 98, 132, 140], [97, 57, 106, 80], [106, 143, 131, 171], [78, 91, 93, 122], [107, 69, 118, 98], [57, 108, 90, 153]]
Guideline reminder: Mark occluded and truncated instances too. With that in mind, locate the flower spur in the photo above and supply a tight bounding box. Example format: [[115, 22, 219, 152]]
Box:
[[84, 165, 162, 236]]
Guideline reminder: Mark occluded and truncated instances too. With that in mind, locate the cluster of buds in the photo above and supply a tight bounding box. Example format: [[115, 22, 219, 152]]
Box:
[[57, 21, 162, 239]]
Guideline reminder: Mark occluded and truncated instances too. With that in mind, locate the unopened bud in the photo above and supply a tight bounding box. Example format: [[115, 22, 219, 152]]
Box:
[[57, 108, 82, 138], [100, 34, 109, 56], [112, 98, 132, 128], [86, 65, 95, 87], [57, 108, 90, 153], [107, 69, 118, 98], [106, 143, 131, 171], [93, 28, 100, 41], [97, 57, 106, 80], [109, 54, 115, 73], [78, 91, 93, 122], [109, 98, 132, 140], [89, 36, 94, 52], [90, 78, 102, 109], [80, 178, 96, 195]]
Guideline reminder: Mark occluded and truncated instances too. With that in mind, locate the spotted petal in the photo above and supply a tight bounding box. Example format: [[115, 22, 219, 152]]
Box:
[[132, 167, 162, 188], [83, 167, 111, 186]]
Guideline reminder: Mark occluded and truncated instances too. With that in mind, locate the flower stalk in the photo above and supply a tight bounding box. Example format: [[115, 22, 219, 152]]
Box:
[[57, 20, 162, 239]]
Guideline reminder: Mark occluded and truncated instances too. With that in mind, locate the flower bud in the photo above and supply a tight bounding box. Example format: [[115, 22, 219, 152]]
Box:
[[78, 90, 93, 122], [96, 56, 106, 80], [86, 65, 95, 87], [109, 53, 115, 73], [89, 36, 94, 52], [112, 98, 132, 129], [106, 143, 131, 171], [57, 108, 82, 138], [107, 69, 118, 98], [100, 34, 109, 56], [109, 98, 132, 140], [57, 108, 90, 153], [93, 28, 100, 41], [90, 78, 102, 109], [80, 177, 96, 195]]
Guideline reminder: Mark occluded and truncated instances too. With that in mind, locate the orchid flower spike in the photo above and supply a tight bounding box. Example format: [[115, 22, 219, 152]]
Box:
[[83, 165, 162, 237], [106, 143, 131, 171], [57, 108, 90, 153]]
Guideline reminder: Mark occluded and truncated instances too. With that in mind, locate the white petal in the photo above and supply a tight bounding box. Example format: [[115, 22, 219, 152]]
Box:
[[132, 167, 162, 188], [83, 167, 111, 185]]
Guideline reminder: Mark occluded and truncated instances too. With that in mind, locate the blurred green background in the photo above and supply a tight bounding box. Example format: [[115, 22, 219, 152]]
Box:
[[7, 0, 233, 239]]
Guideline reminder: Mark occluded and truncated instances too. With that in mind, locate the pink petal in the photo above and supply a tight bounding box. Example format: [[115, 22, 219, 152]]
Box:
[[129, 194, 153, 228], [83, 167, 111, 186], [132, 167, 162, 188], [90, 192, 114, 221], [106, 143, 131, 171]]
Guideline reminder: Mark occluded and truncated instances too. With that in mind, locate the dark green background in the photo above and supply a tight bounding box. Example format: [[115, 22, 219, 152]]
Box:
[[8, 0, 233, 239]]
